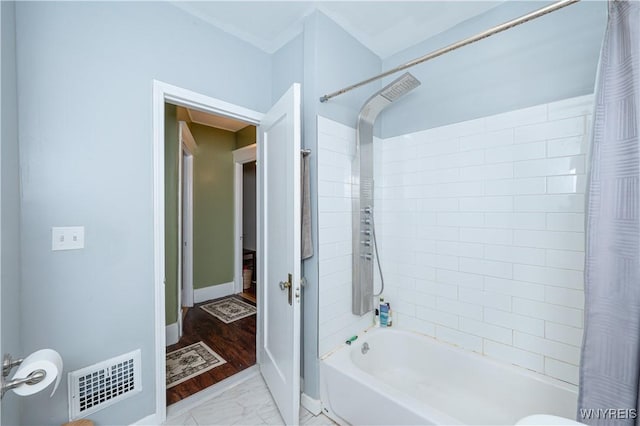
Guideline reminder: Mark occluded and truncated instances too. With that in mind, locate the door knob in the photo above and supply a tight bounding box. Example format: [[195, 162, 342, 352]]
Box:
[[278, 279, 291, 291]]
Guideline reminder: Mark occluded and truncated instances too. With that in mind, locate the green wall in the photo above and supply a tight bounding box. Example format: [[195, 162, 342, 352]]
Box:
[[164, 104, 179, 324], [165, 121, 256, 324], [191, 124, 237, 289], [235, 125, 256, 149]]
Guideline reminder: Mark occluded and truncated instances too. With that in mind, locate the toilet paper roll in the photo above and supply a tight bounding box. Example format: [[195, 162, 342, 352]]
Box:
[[11, 349, 63, 397]]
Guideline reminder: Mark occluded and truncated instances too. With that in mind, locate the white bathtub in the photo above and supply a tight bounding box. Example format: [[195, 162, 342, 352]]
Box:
[[320, 328, 578, 425]]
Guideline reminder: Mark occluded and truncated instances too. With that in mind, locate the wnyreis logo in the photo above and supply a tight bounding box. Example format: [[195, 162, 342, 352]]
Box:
[[580, 409, 638, 420]]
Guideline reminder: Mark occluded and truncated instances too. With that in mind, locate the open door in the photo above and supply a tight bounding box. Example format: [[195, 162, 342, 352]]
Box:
[[179, 121, 195, 314], [177, 142, 183, 338], [258, 83, 302, 425], [177, 121, 196, 338]]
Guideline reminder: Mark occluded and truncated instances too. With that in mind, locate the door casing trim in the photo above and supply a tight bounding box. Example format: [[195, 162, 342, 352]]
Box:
[[152, 80, 264, 424]]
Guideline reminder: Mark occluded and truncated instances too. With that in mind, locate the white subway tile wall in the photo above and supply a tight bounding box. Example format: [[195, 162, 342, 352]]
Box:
[[317, 94, 592, 386], [317, 117, 373, 356]]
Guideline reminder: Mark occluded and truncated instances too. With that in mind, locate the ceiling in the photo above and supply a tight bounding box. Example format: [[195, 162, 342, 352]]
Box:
[[171, 1, 505, 59], [186, 108, 250, 132]]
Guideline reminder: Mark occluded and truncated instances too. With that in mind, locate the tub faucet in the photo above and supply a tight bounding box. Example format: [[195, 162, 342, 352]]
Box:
[[361, 342, 370, 354]]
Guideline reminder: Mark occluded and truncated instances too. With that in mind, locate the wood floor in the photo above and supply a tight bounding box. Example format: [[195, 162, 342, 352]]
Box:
[[166, 295, 256, 405]]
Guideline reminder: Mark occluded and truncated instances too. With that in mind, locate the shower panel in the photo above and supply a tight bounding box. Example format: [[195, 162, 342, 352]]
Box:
[[352, 72, 421, 315]]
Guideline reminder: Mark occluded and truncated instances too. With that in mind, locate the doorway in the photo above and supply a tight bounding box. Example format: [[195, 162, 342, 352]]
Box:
[[233, 143, 258, 302], [241, 161, 257, 302], [153, 81, 302, 425], [165, 103, 259, 405]]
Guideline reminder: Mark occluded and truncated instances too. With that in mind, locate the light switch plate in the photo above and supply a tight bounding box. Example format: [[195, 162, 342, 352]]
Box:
[[52, 226, 85, 251]]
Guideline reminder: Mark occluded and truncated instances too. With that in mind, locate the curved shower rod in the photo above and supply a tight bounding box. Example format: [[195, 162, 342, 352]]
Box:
[[319, 0, 581, 103]]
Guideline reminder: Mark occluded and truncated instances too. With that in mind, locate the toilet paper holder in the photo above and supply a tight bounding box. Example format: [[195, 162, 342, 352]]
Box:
[[1, 353, 46, 398]]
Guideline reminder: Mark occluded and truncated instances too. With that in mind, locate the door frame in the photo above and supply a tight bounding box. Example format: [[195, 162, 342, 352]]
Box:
[[152, 80, 264, 423], [233, 144, 257, 295]]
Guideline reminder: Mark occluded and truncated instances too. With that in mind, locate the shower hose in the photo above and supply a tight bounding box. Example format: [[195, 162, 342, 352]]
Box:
[[371, 208, 385, 297]]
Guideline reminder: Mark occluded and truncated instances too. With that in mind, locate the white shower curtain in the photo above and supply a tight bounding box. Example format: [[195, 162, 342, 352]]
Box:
[[578, 1, 639, 425]]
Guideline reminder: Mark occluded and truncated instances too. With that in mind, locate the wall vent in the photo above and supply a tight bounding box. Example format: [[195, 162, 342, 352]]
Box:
[[68, 349, 142, 420]]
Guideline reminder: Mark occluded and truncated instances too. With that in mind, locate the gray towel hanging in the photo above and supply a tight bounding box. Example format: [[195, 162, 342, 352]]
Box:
[[301, 150, 313, 260]]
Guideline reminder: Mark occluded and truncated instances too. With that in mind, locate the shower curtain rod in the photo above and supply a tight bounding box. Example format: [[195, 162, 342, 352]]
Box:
[[319, 0, 580, 103]]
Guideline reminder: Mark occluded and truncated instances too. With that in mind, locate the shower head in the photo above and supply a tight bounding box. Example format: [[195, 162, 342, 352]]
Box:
[[358, 72, 421, 125], [379, 72, 421, 102]]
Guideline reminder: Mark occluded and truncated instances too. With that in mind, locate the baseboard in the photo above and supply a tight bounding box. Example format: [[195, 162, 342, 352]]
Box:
[[194, 281, 234, 303], [301, 392, 322, 415], [166, 322, 179, 346]]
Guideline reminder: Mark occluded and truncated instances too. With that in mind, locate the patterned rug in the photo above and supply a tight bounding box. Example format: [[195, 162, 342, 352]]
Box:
[[200, 297, 257, 324], [166, 342, 226, 388]]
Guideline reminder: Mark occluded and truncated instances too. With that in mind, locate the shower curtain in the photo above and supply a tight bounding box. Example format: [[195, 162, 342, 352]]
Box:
[[578, 1, 639, 425]]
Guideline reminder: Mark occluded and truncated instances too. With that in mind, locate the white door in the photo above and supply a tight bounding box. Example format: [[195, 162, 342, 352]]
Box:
[[181, 153, 194, 308], [177, 144, 184, 338], [179, 121, 195, 310], [258, 83, 302, 425]]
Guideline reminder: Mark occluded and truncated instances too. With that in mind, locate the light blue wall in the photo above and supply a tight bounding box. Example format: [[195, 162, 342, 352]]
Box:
[[272, 33, 304, 104], [380, 0, 607, 138], [313, 13, 382, 128], [1, 2, 22, 425], [15, 2, 271, 424], [301, 11, 381, 399]]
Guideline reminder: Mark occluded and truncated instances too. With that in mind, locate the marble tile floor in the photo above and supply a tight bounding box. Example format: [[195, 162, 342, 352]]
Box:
[[163, 373, 336, 426]]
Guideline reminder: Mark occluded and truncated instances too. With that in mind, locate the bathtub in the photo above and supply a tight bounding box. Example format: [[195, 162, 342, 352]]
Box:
[[320, 328, 578, 425]]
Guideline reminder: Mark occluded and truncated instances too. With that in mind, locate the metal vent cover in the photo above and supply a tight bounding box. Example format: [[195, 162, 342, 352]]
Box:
[[68, 349, 141, 420]]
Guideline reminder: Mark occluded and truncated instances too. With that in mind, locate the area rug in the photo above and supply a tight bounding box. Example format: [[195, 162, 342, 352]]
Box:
[[200, 297, 257, 324], [166, 342, 227, 388]]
